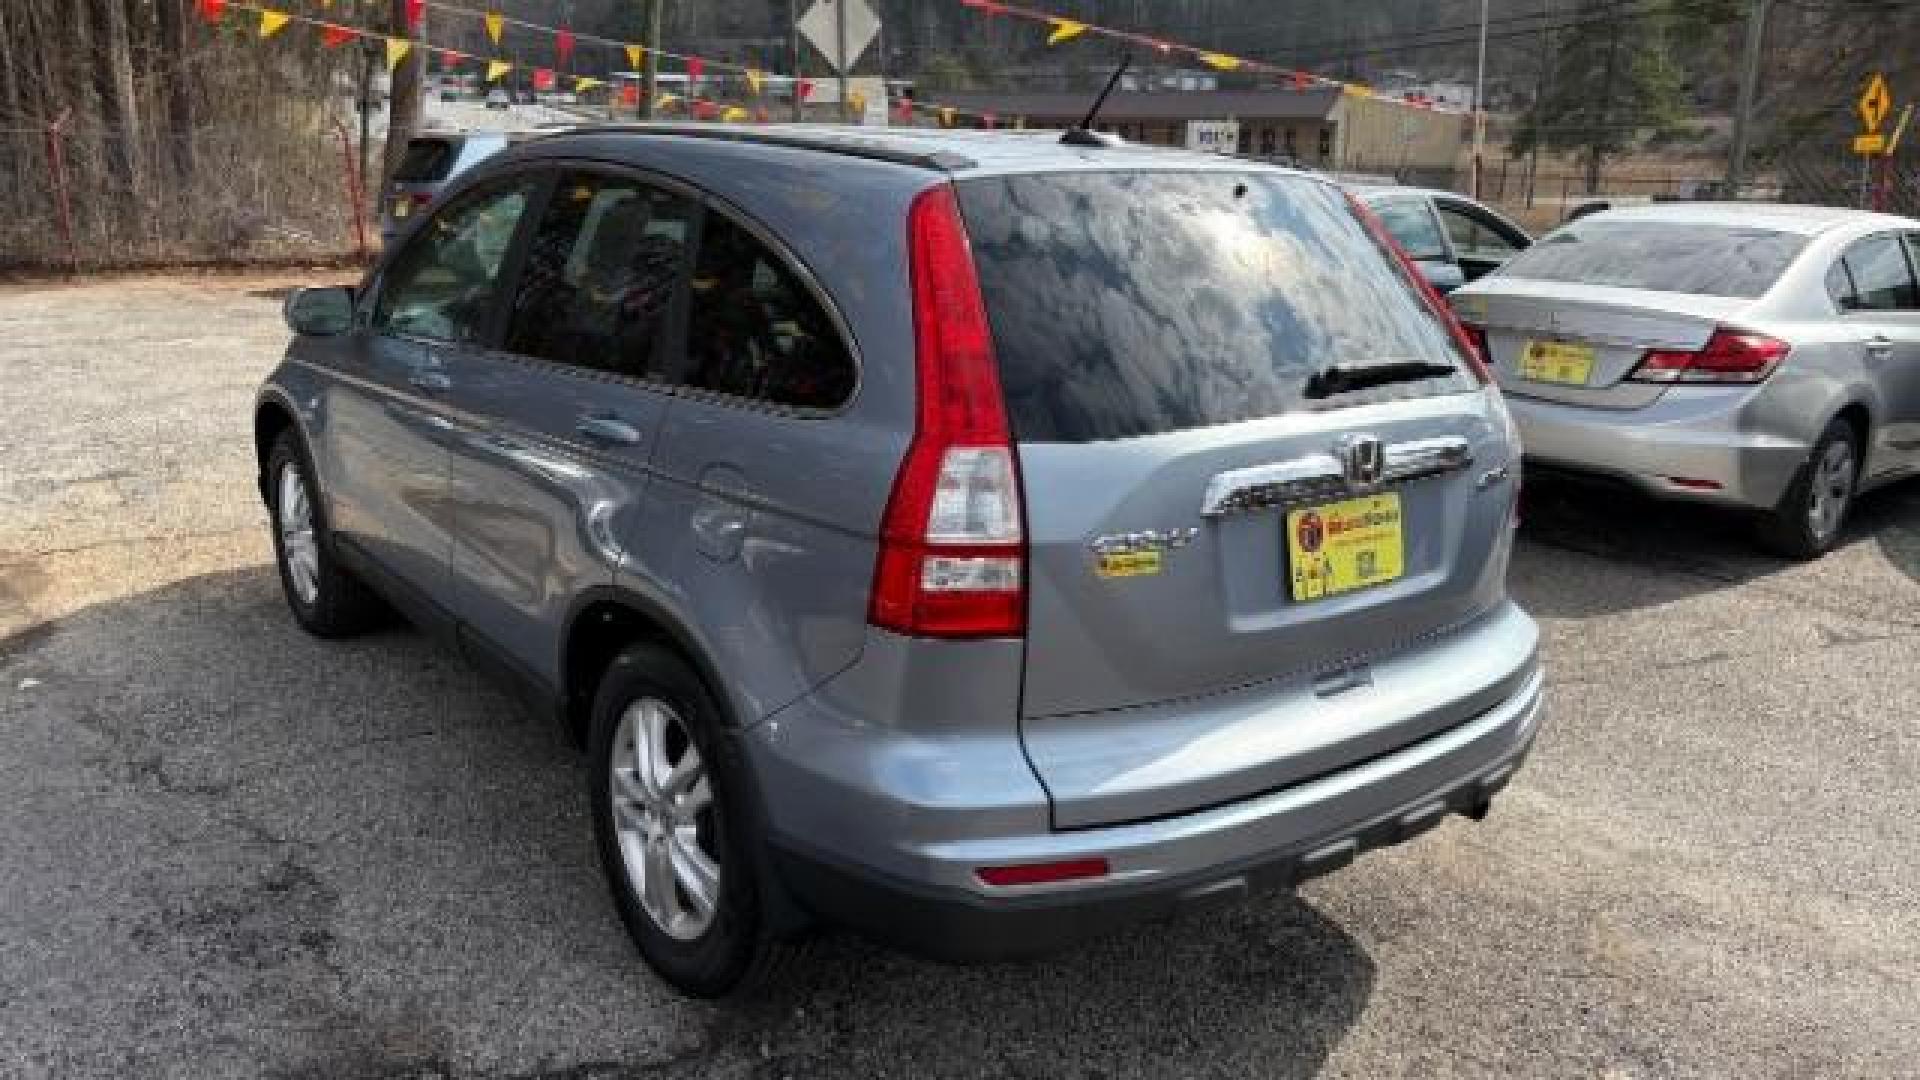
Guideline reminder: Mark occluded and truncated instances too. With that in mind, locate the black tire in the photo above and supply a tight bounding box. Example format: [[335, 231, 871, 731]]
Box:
[[264, 430, 384, 637], [1755, 418, 1859, 560], [588, 643, 782, 998]]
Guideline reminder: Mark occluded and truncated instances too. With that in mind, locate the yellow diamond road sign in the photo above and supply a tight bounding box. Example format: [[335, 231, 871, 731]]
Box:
[[1859, 73, 1892, 134]]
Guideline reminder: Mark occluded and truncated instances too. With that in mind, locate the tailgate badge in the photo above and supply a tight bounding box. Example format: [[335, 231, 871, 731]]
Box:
[[1089, 528, 1196, 579]]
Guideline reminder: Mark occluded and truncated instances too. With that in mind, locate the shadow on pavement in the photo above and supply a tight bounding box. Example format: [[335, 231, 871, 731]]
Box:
[[1511, 471, 1920, 621], [0, 565, 1375, 1078]]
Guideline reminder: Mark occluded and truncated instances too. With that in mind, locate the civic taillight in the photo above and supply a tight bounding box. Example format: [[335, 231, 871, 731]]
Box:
[[869, 184, 1026, 639], [1632, 327, 1790, 384]]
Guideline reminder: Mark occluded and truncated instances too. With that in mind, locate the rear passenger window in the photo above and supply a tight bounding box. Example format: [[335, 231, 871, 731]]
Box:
[[677, 211, 855, 410], [504, 173, 697, 379], [1842, 233, 1919, 311]]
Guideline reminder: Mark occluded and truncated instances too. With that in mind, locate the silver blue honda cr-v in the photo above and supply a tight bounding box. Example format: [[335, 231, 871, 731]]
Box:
[[257, 124, 1544, 997]]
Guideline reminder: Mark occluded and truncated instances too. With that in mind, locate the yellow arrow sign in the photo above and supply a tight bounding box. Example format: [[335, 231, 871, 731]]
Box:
[[1859, 73, 1892, 134]]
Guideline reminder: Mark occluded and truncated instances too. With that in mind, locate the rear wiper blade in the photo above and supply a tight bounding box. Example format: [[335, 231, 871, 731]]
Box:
[[1304, 361, 1460, 399]]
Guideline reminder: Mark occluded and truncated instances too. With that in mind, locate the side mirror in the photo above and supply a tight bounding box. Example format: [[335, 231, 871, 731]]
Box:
[[284, 286, 356, 337]]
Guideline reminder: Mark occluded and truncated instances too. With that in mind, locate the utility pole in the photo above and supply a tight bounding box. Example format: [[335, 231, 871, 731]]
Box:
[[789, 0, 803, 122], [1588, 8, 1621, 196], [1726, 0, 1771, 197], [836, 0, 852, 125], [642, 0, 664, 120], [1471, 0, 1490, 198]]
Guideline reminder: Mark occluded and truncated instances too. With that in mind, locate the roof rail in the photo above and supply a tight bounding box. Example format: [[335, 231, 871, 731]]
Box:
[[540, 123, 976, 172]]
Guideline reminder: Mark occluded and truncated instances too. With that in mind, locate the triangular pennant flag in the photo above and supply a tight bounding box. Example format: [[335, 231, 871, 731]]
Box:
[[386, 37, 412, 72], [195, 0, 226, 25], [1199, 53, 1241, 72], [625, 44, 643, 70], [485, 11, 504, 46], [555, 29, 575, 67], [320, 23, 354, 48], [573, 76, 603, 92], [532, 68, 555, 91], [486, 59, 512, 83], [258, 9, 290, 37], [405, 0, 424, 30], [745, 69, 764, 95], [797, 78, 813, 101], [1047, 19, 1086, 46], [722, 106, 749, 123], [686, 57, 705, 82]]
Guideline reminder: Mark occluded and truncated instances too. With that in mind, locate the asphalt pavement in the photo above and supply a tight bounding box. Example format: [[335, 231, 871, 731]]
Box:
[[2, 276, 1917, 1078]]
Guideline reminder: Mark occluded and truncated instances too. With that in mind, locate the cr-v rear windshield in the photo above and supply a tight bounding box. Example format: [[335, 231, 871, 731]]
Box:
[[1493, 219, 1808, 298], [956, 171, 1474, 443], [394, 138, 457, 184]]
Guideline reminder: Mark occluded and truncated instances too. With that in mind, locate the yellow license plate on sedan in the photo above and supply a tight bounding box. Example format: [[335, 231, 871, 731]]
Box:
[[1519, 339, 1595, 385], [1286, 493, 1405, 602]]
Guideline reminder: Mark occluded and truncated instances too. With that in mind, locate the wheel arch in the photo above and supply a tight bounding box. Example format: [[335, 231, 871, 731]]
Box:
[[253, 391, 302, 505], [560, 585, 739, 747]]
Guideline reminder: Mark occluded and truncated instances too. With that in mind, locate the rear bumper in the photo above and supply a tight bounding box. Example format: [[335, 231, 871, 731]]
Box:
[[1508, 388, 1810, 509], [767, 663, 1544, 962]]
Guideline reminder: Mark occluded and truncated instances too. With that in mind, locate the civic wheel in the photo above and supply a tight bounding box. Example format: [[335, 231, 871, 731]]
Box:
[[610, 697, 721, 942], [588, 643, 786, 997], [264, 430, 383, 637], [1756, 418, 1858, 560]]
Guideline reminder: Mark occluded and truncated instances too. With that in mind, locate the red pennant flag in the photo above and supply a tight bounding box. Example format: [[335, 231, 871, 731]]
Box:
[[555, 28, 575, 67], [797, 78, 813, 101], [686, 56, 705, 81], [532, 68, 556, 91], [195, 0, 226, 24], [320, 23, 354, 48], [620, 83, 641, 106], [405, 0, 424, 30]]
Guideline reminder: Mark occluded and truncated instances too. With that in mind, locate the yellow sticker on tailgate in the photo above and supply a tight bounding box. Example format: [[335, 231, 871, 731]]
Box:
[[1286, 493, 1405, 602], [1519, 340, 1595, 385], [1096, 550, 1162, 579]]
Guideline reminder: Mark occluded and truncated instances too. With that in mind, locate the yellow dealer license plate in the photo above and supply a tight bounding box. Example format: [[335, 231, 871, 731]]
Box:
[[1286, 493, 1405, 602], [1519, 339, 1595, 385]]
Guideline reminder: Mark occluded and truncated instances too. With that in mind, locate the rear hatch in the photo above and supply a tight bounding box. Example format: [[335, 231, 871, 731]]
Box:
[[1451, 218, 1806, 410], [957, 169, 1522, 828]]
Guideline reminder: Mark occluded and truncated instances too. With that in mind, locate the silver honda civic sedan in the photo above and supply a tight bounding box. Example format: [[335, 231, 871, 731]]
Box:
[[1450, 202, 1920, 557]]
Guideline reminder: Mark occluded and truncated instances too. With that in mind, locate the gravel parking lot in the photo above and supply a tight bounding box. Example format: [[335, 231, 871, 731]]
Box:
[[3, 276, 1917, 1079]]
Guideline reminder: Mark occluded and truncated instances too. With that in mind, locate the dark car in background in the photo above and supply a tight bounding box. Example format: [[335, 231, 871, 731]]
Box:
[[1354, 186, 1532, 294], [380, 130, 522, 243]]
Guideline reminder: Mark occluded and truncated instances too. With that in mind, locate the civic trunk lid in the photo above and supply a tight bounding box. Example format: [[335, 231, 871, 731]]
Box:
[[1452, 280, 1748, 410], [956, 168, 1523, 827]]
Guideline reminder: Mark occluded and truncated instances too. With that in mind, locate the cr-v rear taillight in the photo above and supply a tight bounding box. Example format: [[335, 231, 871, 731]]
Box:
[[868, 184, 1026, 639], [1342, 191, 1494, 386], [1630, 327, 1790, 384]]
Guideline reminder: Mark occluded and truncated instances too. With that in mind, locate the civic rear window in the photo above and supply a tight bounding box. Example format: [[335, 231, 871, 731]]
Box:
[[957, 171, 1471, 443], [393, 139, 456, 184], [1495, 220, 1807, 298]]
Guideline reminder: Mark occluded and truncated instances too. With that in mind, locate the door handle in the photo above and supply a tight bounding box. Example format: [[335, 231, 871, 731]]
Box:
[[576, 414, 642, 447], [1867, 336, 1895, 360], [408, 370, 452, 392]]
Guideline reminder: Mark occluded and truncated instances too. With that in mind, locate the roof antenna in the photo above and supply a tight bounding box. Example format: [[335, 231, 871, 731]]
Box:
[[1061, 54, 1130, 147]]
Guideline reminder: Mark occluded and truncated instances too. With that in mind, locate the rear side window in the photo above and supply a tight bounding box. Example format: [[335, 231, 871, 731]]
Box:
[[958, 171, 1471, 443], [1369, 197, 1450, 261], [675, 211, 856, 410], [504, 172, 697, 379], [1840, 233, 1918, 311], [1496, 220, 1806, 298], [394, 138, 457, 184]]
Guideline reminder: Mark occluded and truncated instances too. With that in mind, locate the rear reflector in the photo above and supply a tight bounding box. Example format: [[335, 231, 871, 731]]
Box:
[[976, 858, 1110, 888], [1667, 476, 1724, 491], [1633, 328, 1790, 384], [869, 184, 1027, 639]]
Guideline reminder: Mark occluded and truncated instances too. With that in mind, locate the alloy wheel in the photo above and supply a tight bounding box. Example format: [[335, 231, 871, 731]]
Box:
[[277, 462, 320, 606], [610, 697, 720, 941], [1806, 438, 1855, 545]]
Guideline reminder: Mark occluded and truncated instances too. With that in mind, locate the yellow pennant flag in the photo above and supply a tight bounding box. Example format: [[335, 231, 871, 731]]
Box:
[[625, 44, 643, 70], [258, 9, 290, 37], [722, 106, 749, 123], [746, 69, 764, 95], [573, 76, 603, 92], [486, 59, 512, 83], [1199, 52, 1241, 71], [656, 93, 679, 109], [485, 11, 504, 46], [1047, 19, 1087, 46], [385, 37, 412, 72]]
